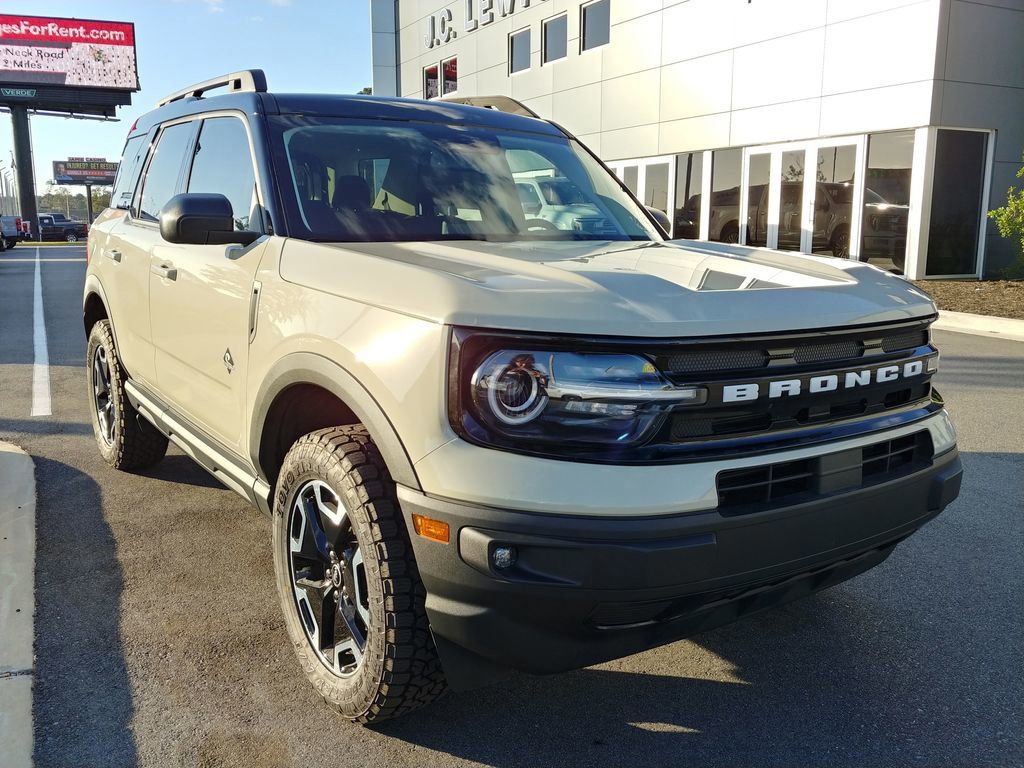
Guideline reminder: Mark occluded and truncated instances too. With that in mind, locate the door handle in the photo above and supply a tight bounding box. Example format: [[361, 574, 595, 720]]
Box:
[[151, 263, 177, 281], [106, 249, 122, 263]]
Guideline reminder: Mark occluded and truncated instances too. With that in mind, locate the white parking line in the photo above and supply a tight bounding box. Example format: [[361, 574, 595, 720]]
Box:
[[31, 247, 52, 417]]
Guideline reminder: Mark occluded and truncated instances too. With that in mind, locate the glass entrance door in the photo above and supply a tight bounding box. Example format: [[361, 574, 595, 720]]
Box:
[[741, 137, 865, 258], [609, 156, 676, 233]]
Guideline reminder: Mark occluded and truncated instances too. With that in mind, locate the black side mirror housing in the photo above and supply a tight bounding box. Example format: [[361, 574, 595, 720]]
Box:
[[159, 193, 259, 246], [645, 206, 671, 234]]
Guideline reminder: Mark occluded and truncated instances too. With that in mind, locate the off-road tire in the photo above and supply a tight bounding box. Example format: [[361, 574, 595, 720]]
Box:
[[272, 426, 447, 723], [86, 320, 169, 470]]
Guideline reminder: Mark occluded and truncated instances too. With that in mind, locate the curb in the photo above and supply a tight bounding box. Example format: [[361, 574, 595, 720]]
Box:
[[0, 442, 36, 768], [933, 310, 1024, 343]]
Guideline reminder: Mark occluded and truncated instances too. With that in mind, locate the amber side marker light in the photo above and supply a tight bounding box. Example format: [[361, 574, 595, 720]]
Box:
[[412, 514, 450, 544]]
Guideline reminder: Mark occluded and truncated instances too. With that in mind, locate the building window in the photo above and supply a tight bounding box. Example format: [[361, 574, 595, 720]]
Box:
[[709, 148, 741, 243], [510, 28, 531, 74], [862, 131, 914, 272], [581, 0, 610, 52], [674, 152, 704, 238], [543, 14, 568, 64], [423, 64, 439, 99], [442, 57, 458, 94], [926, 129, 988, 276]]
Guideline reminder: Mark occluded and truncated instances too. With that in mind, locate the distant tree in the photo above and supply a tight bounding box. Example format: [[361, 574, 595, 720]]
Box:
[[357, 86, 372, 95]]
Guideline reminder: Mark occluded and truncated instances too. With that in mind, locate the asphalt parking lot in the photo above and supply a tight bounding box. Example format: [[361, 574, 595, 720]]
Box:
[[1, 245, 1021, 768]]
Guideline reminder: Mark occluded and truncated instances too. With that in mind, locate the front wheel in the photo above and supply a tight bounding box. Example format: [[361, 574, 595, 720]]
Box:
[[272, 426, 447, 723], [87, 320, 168, 470], [4, 238, 15, 250], [831, 227, 851, 259]]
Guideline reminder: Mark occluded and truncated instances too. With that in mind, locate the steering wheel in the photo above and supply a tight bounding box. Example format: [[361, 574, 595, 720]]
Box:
[[524, 218, 558, 232]]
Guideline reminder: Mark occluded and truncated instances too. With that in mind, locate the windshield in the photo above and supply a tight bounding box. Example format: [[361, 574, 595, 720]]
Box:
[[269, 116, 661, 243]]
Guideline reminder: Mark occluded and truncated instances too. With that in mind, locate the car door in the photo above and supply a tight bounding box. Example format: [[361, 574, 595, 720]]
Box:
[[104, 120, 197, 386], [148, 113, 268, 453]]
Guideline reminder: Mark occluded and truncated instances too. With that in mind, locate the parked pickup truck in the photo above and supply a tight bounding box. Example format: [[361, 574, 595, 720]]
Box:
[[0, 215, 26, 250], [38, 212, 89, 242], [85, 71, 961, 724]]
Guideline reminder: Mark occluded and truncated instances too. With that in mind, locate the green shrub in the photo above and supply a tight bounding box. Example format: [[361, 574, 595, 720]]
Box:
[[988, 153, 1024, 277]]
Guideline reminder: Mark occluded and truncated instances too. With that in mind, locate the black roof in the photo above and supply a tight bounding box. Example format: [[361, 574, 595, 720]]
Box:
[[131, 91, 563, 138]]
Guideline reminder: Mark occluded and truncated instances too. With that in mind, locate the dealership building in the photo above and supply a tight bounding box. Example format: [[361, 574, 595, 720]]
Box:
[[370, 0, 1024, 279]]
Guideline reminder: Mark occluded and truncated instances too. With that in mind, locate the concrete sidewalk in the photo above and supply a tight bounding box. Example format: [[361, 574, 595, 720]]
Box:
[[0, 442, 35, 768], [934, 310, 1024, 343]]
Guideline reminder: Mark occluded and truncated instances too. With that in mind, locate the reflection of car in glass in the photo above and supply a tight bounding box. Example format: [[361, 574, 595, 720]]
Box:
[[677, 183, 908, 268], [514, 176, 619, 236]]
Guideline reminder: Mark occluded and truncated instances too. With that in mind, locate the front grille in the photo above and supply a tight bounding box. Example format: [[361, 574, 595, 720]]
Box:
[[793, 339, 863, 364], [881, 329, 928, 353], [655, 320, 932, 377], [662, 348, 769, 374], [716, 431, 932, 515]]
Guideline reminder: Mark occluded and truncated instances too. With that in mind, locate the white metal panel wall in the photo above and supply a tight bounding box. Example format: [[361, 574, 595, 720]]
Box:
[[394, 0, 946, 159]]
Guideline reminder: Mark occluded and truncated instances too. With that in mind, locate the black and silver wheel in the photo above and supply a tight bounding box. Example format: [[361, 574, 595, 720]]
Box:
[[86, 320, 168, 470], [287, 479, 371, 677], [831, 227, 851, 259], [65, 231, 79, 243], [4, 238, 15, 250], [272, 426, 446, 723]]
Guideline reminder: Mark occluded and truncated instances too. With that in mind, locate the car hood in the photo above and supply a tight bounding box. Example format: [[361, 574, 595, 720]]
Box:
[[279, 238, 936, 337]]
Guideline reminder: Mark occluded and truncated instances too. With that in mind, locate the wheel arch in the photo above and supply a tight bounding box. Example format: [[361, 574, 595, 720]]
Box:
[[83, 275, 112, 338], [250, 352, 421, 494]]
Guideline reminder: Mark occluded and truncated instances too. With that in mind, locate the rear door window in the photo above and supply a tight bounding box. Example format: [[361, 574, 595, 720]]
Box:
[[111, 134, 147, 211], [186, 116, 260, 231], [138, 121, 194, 222]]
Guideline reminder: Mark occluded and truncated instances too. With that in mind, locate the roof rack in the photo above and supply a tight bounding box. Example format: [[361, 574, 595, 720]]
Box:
[[156, 69, 268, 107], [437, 95, 540, 119]]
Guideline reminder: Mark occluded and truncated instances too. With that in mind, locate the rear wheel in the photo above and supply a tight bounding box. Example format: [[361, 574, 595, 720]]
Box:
[[720, 223, 739, 244], [87, 320, 168, 470], [272, 426, 446, 723], [65, 231, 79, 243]]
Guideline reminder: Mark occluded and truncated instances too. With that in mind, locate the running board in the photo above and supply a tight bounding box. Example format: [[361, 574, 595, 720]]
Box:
[[124, 380, 272, 514]]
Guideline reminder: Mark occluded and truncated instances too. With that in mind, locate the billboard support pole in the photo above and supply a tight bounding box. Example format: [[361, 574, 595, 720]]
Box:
[[86, 184, 94, 224], [10, 106, 38, 240]]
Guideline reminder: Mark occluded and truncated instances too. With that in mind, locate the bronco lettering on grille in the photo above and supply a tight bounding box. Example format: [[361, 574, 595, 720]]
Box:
[[722, 359, 926, 403]]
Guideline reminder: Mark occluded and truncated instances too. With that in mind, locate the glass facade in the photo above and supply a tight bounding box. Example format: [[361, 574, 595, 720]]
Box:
[[746, 153, 770, 247], [581, 0, 610, 51], [926, 129, 988, 276], [863, 131, 913, 270], [673, 152, 703, 239], [510, 29, 531, 74], [423, 64, 439, 99], [543, 14, 568, 64], [710, 148, 742, 243], [442, 57, 458, 94], [812, 144, 857, 258]]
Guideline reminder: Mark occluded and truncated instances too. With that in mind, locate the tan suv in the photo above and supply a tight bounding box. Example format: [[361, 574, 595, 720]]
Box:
[[84, 72, 962, 723]]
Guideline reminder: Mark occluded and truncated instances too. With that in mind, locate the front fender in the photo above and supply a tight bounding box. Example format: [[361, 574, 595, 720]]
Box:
[[249, 351, 421, 492]]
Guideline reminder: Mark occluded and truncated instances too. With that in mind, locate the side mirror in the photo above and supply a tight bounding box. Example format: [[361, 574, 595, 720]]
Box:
[[646, 206, 671, 233], [159, 193, 259, 246]]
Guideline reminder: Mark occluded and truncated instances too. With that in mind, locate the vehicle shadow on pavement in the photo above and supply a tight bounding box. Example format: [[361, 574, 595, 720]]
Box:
[[137, 451, 226, 490], [31, 455, 138, 768]]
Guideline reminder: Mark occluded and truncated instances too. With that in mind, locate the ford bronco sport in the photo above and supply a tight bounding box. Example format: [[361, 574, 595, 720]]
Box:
[[84, 71, 962, 723]]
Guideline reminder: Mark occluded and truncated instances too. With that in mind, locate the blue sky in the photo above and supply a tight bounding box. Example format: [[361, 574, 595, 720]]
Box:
[[0, 0, 373, 192]]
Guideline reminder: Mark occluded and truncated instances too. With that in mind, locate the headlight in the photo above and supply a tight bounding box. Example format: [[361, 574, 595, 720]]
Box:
[[450, 331, 706, 458]]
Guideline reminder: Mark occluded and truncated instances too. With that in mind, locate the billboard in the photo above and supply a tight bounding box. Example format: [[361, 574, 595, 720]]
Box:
[[0, 14, 138, 90], [53, 158, 118, 186]]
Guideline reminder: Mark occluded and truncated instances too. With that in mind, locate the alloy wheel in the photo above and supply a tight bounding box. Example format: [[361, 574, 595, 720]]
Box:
[[66, 233, 79, 242], [92, 345, 116, 445], [288, 480, 370, 678]]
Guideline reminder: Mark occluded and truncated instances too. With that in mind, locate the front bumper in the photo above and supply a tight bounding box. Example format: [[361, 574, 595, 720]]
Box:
[[399, 448, 962, 688]]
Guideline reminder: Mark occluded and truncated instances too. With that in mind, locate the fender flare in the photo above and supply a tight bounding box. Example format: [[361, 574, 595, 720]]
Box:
[[249, 351, 421, 492], [82, 274, 118, 345]]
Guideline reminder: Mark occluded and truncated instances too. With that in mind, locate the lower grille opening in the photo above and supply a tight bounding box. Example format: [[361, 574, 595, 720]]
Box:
[[716, 431, 933, 515]]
